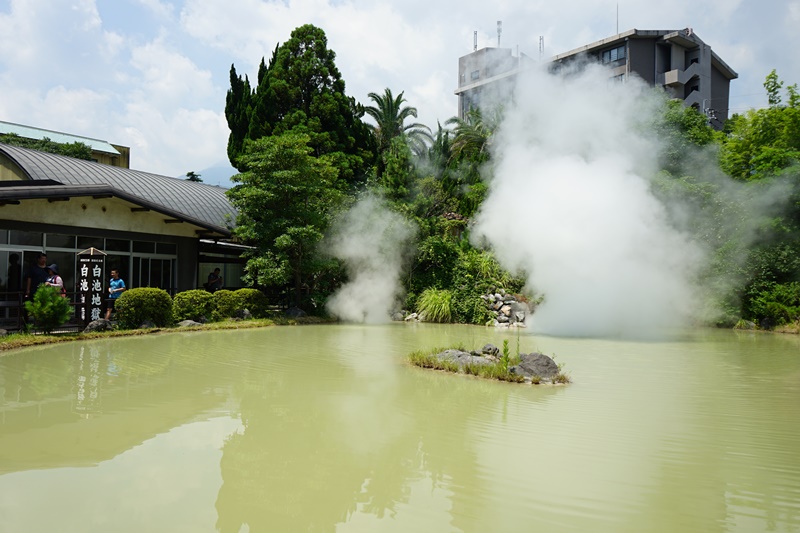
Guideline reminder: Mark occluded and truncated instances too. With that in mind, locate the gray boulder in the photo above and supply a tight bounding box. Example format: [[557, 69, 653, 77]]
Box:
[[83, 319, 112, 333], [510, 352, 559, 379], [139, 320, 156, 329], [177, 320, 203, 328], [481, 343, 499, 356], [0, 328, 7, 337], [286, 306, 307, 318], [236, 308, 253, 320], [438, 349, 495, 368]]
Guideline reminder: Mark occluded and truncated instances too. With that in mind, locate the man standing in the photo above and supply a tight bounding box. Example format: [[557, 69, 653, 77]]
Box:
[[105, 269, 126, 320], [207, 268, 223, 293], [25, 252, 49, 299]]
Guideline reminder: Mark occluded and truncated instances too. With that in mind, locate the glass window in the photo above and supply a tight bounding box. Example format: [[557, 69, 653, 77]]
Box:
[[10, 231, 43, 247], [47, 234, 76, 249], [156, 243, 177, 255], [133, 241, 155, 253], [105, 239, 130, 252], [151, 260, 163, 289], [0, 230, 7, 245], [470, 70, 480, 81], [77, 236, 103, 251], [162, 259, 173, 292], [107, 255, 130, 288], [601, 45, 626, 64], [133, 257, 141, 289]]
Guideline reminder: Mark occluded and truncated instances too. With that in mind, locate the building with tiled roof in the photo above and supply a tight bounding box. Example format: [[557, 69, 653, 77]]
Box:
[[0, 140, 243, 328]]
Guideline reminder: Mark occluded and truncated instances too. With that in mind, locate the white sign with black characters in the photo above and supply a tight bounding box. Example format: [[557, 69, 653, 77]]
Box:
[[78, 254, 105, 325]]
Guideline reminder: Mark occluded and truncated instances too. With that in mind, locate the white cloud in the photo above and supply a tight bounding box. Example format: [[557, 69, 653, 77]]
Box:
[[129, 37, 216, 106], [135, 0, 176, 20], [0, 0, 796, 179]]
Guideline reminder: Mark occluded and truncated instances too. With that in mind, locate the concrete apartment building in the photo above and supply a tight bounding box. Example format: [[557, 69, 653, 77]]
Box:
[[455, 28, 738, 130]]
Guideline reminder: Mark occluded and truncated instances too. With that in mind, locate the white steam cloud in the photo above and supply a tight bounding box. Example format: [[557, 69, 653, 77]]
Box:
[[473, 63, 705, 337], [326, 195, 416, 323]]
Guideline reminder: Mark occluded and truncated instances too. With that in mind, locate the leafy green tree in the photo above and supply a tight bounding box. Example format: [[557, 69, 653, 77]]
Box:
[[719, 71, 800, 181], [381, 137, 415, 201], [185, 171, 203, 182], [227, 133, 343, 306], [651, 99, 716, 175], [24, 285, 72, 334], [225, 24, 374, 184], [442, 107, 499, 217], [364, 88, 431, 175], [0, 133, 92, 160]]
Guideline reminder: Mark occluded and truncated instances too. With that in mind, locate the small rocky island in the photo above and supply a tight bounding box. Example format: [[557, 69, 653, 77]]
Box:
[[409, 343, 570, 384]]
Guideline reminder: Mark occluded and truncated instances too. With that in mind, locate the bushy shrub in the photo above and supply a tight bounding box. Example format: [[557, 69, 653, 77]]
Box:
[[449, 249, 524, 325], [25, 285, 72, 334], [115, 288, 173, 329], [417, 288, 453, 323], [173, 289, 215, 322], [235, 288, 270, 318], [212, 290, 243, 321], [746, 281, 800, 327]]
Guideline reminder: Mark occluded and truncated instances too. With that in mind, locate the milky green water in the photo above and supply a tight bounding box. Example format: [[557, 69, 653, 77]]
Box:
[[0, 324, 799, 532]]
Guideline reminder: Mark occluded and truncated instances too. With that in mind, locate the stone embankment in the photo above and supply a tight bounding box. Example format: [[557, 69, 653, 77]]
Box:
[[481, 289, 529, 328], [394, 288, 532, 327]]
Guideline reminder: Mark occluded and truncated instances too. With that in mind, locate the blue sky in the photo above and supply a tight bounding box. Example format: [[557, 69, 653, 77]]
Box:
[[1, 0, 797, 187]]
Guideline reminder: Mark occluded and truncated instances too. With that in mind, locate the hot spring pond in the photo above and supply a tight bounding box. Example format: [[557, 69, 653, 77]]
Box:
[[1, 324, 799, 532]]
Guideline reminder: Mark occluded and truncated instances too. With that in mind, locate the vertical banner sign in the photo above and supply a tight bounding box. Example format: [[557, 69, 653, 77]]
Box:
[[77, 247, 107, 326]]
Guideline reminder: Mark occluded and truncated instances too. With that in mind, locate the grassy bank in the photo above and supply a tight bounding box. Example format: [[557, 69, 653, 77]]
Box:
[[0, 315, 333, 354]]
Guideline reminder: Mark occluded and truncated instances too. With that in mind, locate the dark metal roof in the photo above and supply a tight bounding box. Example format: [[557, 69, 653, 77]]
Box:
[[0, 142, 235, 236]]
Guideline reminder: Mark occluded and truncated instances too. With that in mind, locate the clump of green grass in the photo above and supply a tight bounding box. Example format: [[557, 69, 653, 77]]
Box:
[[416, 289, 453, 323], [408, 349, 460, 372], [553, 372, 572, 384]]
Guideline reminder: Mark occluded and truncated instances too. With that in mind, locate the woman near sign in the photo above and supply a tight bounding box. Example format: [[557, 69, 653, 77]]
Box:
[[45, 264, 67, 297], [105, 269, 126, 320]]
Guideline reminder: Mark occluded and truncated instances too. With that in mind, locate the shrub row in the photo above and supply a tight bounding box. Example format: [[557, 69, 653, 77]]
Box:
[[115, 287, 270, 329]]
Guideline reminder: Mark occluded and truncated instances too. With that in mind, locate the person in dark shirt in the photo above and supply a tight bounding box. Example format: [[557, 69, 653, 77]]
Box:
[[25, 252, 49, 299], [7, 253, 21, 293], [207, 268, 223, 293]]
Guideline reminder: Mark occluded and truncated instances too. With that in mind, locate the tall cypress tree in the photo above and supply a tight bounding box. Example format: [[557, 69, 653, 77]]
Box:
[[224, 65, 253, 168], [224, 24, 375, 183]]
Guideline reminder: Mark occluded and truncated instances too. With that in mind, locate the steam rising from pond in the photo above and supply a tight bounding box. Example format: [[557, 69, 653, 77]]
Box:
[[473, 64, 706, 337], [325, 195, 416, 323]]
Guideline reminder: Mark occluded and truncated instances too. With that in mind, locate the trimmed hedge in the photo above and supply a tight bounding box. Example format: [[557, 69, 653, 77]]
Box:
[[173, 289, 215, 322], [115, 288, 173, 329], [235, 288, 270, 318], [212, 290, 242, 321]]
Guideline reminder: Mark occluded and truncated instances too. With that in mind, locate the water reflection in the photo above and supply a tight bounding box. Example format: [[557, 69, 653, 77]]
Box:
[[0, 326, 798, 532]]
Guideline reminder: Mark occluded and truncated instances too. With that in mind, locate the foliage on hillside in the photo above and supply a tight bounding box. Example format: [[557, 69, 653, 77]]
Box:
[[225, 26, 799, 328], [0, 133, 92, 160]]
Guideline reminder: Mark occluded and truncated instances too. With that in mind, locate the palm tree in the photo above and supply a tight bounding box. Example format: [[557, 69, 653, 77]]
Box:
[[364, 88, 432, 175], [444, 107, 498, 167], [443, 107, 502, 217]]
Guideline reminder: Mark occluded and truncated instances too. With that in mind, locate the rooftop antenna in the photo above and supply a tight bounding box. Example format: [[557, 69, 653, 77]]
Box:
[[539, 35, 544, 60], [473, 31, 478, 51], [497, 21, 502, 47], [616, 3, 619, 34]]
